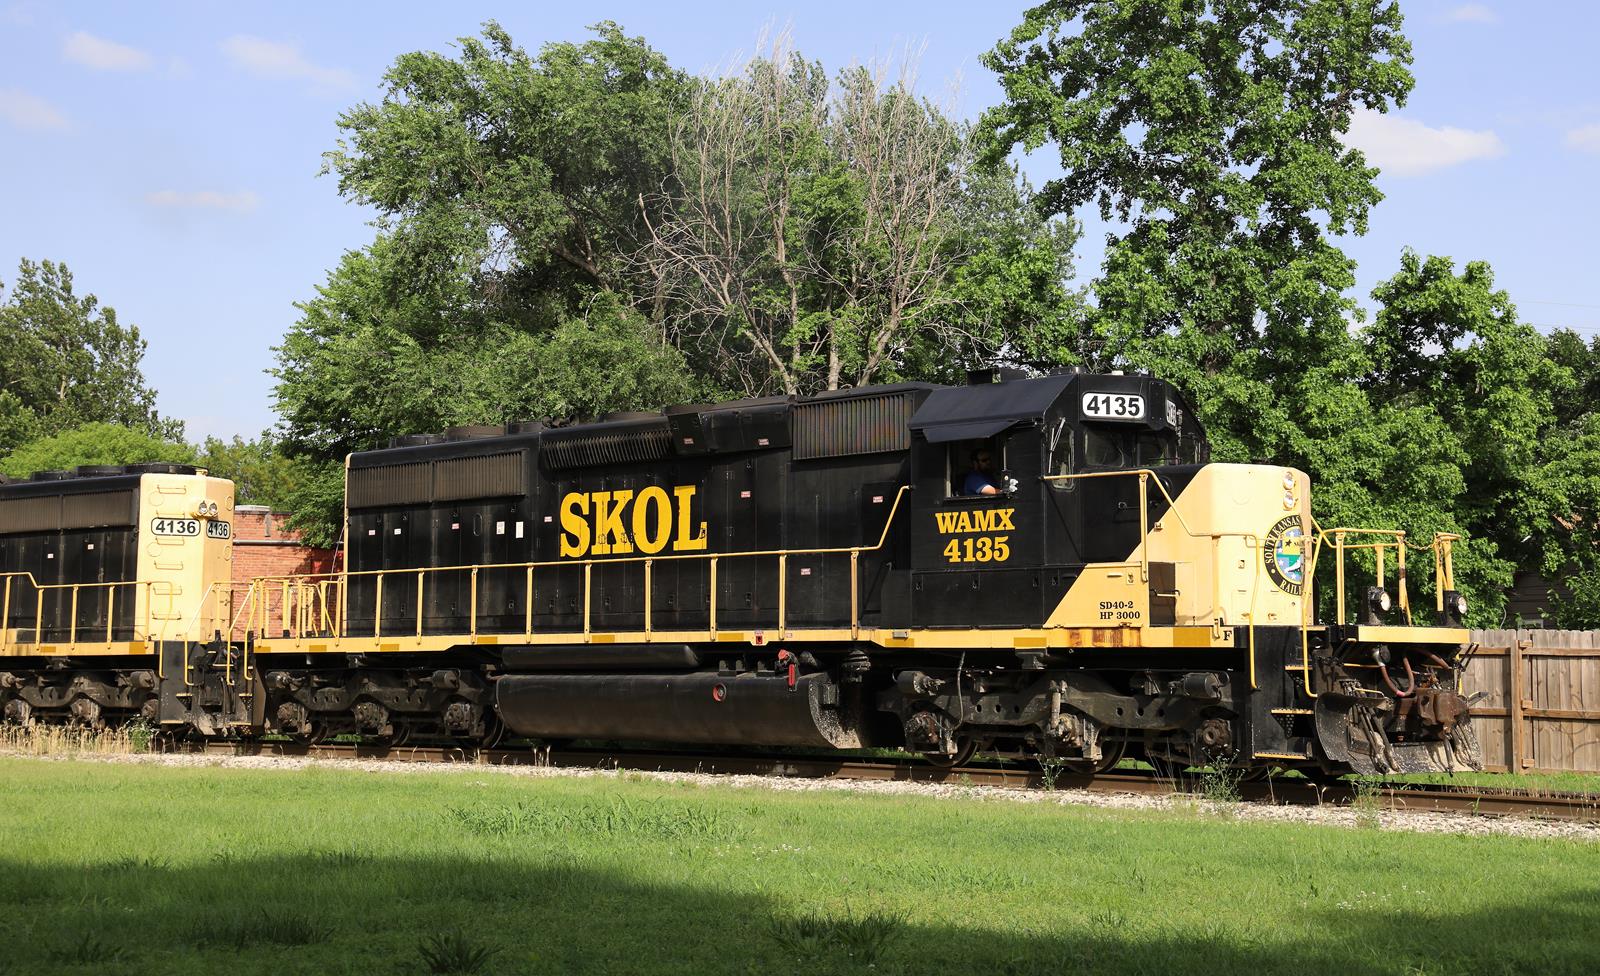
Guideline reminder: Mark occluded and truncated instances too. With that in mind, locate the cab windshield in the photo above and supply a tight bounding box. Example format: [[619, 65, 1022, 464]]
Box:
[[1084, 428, 1184, 468]]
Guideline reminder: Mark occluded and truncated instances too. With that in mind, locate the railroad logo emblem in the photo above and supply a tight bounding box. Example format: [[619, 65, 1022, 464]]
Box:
[[1263, 515, 1305, 596]]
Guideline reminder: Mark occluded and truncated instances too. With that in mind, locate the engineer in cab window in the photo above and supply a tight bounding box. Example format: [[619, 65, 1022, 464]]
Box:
[[965, 449, 1000, 495]]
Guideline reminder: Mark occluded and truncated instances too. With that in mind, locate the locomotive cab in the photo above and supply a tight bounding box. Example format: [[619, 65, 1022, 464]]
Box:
[[904, 372, 1204, 631]]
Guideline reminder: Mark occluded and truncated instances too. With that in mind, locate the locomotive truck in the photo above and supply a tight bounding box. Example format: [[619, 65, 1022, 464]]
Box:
[[0, 370, 1481, 776]]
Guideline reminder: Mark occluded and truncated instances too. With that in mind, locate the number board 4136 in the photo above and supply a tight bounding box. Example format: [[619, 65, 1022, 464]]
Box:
[[150, 517, 201, 538], [1081, 392, 1145, 421]]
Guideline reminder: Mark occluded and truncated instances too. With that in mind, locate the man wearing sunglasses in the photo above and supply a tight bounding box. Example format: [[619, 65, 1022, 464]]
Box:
[[964, 449, 1001, 496]]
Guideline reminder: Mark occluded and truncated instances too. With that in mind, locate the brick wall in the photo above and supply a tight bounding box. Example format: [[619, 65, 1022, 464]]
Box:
[[230, 506, 339, 639]]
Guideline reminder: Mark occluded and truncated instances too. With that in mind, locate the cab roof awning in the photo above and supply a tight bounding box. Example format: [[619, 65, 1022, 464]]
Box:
[[908, 375, 1073, 444]]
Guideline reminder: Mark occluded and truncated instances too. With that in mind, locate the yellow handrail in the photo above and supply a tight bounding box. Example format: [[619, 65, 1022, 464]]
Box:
[[0, 572, 183, 651], [1297, 524, 1461, 698], [244, 485, 914, 644]]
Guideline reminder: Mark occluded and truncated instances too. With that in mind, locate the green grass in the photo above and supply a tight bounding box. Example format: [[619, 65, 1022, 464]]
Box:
[[0, 757, 1597, 976]]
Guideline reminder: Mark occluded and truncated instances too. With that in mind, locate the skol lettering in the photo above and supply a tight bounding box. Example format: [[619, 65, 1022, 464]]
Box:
[[559, 485, 707, 558], [559, 493, 590, 558], [591, 490, 634, 555]]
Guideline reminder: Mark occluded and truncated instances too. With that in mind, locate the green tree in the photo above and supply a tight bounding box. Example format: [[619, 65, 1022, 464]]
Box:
[[976, 2, 1552, 619], [916, 165, 1089, 382], [1535, 329, 1600, 626], [275, 246, 696, 545], [0, 423, 194, 480], [194, 432, 301, 509], [1545, 329, 1600, 429], [0, 259, 182, 454], [1523, 412, 1600, 628], [1351, 251, 1575, 622], [280, 22, 700, 546], [324, 21, 688, 324], [982, 0, 1413, 423]]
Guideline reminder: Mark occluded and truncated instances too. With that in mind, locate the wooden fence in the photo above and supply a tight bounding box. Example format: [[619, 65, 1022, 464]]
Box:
[[1464, 629, 1600, 774]]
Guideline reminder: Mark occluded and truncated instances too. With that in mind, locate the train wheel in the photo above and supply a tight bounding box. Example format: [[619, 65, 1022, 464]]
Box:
[[1147, 756, 1197, 782], [478, 713, 508, 750], [1061, 735, 1128, 776], [455, 715, 507, 752], [369, 724, 412, 749], [1238, 763, 1273, 782], [289, 723, 328, 747], [922, 737, 979, 769]]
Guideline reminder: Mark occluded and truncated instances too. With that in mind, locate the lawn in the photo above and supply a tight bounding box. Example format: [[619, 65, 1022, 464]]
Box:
[[0, 756, 1597, 976]]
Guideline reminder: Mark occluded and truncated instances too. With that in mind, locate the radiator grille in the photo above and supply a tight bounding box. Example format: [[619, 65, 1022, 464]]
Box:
[[433, 452, 524, 502], [348, 462, 430, 509], [349, 453, 528, 508], [0, 491, 135, 533], [793, 392, 914, 460], [62, 491, 136, 529], [0, 496, 62, 534], [542, 425, 672, 470]]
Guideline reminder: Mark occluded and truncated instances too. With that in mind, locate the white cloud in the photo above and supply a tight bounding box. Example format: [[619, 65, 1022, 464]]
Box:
[[1, 2, 40, 26], [1341, 108, 1505, 176], [1445, 4, 1498, 23], [145, 190, 261, 213], [63, 31, 152, 71], [1566, 123, 1600, 155], [220, 35, 355, 94], [0, 87, 67, 129]]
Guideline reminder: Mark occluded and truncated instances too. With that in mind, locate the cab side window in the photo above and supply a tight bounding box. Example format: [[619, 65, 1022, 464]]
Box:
[[947, 439, 1004, 496], [1047, 420, 1074, 489]]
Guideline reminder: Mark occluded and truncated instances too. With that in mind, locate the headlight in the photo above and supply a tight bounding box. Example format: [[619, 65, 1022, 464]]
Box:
[[1282, 491, 1296, 510], [1282, 472, 1296, 490], [1454, 593, 1468, 616], [1365, 586, 1391, 621]]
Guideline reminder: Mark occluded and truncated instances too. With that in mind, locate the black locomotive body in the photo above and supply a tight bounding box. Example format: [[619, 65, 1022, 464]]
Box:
[[342, 375, 1206, 635]]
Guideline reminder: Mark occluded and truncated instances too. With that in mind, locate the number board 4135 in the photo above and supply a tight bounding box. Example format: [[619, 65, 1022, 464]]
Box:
[[1081, 392, 1145, 421]]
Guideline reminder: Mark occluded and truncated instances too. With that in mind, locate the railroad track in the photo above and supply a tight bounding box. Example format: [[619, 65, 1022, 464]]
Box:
[[194, 740, 1600, 824]]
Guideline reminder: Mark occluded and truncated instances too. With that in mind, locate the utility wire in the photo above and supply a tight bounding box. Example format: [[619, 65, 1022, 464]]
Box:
[[1525, 300, 1600, 311]]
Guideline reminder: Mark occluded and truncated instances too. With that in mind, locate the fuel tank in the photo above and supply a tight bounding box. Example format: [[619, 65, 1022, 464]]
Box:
[[494, 671, 866, 749]]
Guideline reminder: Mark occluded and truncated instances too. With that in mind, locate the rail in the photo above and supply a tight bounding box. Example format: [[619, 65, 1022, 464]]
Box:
[[240, 486, 913, 647]]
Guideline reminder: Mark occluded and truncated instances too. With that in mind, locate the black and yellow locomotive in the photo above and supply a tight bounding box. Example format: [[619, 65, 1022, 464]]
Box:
[[0, 463, 239, 732], [0, 371, 1481, 776]]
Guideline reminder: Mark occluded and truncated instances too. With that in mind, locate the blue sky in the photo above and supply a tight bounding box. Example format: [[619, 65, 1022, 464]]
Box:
[[2, 1, 1597, 441]]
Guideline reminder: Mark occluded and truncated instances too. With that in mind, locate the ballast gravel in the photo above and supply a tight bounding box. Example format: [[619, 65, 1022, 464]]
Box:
[[9, 748, 1599, 843]]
